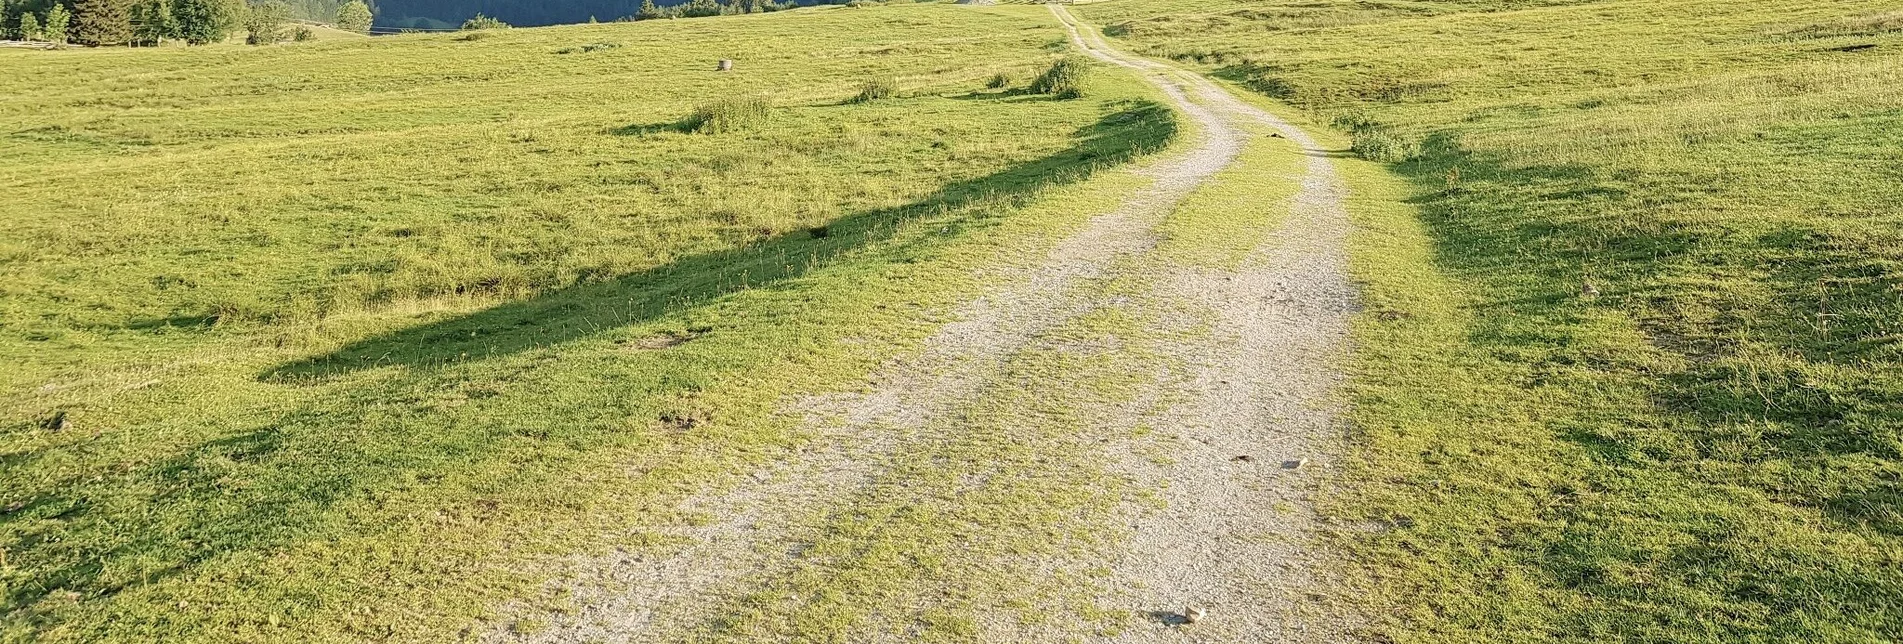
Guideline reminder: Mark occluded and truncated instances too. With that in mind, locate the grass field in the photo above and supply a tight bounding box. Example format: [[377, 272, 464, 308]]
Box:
[[0, 6, 1183, 640], [9, 0, 1903, 641], [1077, 0, 1903, 641]]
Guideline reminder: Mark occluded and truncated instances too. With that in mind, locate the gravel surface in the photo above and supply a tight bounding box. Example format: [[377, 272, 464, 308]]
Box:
[[1056, 7, 1357, 642], [483, 8, 1355, 642]]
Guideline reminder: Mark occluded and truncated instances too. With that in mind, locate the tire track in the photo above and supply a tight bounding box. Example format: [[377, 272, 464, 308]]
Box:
[[1052, 6, 1357, 642], [485, 8, 1354, 641]]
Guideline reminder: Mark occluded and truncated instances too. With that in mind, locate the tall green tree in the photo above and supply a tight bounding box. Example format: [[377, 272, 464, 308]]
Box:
[[635, 0, 661, 20], [170, 0, 238, 44], [18, 10, 40, 40], [243, 0, 287, 44], [43, 2, 71, 43], [129, 0, 176, 44], [332, 0, 367, 32], [74, 0, 134, 45]]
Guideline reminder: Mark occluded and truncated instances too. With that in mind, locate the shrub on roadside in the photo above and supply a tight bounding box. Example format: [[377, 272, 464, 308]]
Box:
[[685, 95, 770, 134], [1333, 112, 1423, 163], [1030, 56, 1088, 99], [985, 72, 1011, 89], [1349, 129, 1421, 162]]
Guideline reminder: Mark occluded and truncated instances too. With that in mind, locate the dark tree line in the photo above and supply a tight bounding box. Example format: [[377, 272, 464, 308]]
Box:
[[377, 0, 647, 27], [376, 0, 810, 28], [2, 0, 372, 45]]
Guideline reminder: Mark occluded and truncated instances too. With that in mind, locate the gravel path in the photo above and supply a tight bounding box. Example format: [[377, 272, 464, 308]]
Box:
[[485, 8, 1355, 642], [1052, 7, 1357, 642]]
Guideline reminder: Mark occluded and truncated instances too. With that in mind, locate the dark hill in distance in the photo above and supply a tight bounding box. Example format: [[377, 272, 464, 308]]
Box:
[[374, 0, 730, 28]]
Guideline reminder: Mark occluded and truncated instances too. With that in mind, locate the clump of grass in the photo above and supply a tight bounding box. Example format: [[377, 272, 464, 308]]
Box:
[[851, 77, 900, 103], [1029, 56, 1088, 99], [1334, 113, 1421, 162], [684, 95, 771, 134], [985, 72, 1011, 89], [1348, 128, 1420, 162]]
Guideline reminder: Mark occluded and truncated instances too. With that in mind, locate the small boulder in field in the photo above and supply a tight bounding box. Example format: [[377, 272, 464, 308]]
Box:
[[717, 59, 734, 72]]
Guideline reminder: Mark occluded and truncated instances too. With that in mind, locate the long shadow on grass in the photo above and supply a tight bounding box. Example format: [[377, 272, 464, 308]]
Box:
[[0, 101, 1178, 618], [267, 100, 1176, 380], [1379, 129, 1903, 637]]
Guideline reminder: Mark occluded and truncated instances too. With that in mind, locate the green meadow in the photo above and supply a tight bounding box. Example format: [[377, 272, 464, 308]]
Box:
[[0, 5, 1179, 640], [6, 0, 1903, 641], [1078, 0, 1903, 641]]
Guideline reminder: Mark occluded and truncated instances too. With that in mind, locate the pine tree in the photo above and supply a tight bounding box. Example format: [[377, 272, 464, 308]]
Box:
[[635, 0, 662, 20], [170, 0, 237, 44], [75, 0, 134, 45], [18, 10, 40, 40], [333, 0, 369, 33], [44, 2, 71, 43], [130, 0, 176, 45]]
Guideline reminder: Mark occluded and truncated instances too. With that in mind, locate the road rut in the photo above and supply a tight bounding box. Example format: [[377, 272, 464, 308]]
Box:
[[486, 7, 1356, 642]]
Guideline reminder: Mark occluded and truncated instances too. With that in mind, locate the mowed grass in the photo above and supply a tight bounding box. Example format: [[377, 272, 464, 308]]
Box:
[[1079, 0, 1903, 641], [0, 6, 1180, 641]]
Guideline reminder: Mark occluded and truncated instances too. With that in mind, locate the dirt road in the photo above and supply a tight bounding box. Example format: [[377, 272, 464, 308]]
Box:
[[488, 7, 1356, 642]]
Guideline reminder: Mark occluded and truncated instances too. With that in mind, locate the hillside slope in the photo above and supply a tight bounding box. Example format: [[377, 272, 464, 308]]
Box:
[[0, 7, 1187, 640], [8, 0, 1901, 641], [1077, 0, 1903, 641]]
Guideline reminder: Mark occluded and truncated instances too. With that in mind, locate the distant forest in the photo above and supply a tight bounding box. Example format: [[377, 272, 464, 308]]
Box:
[[282, 0, 357, 21], [375, 0, 695, 28]]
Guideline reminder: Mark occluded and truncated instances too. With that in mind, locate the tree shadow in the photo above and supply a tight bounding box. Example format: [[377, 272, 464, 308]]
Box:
[[945, 88, 1041, 101], [605, 121, 689, 136], [2, 101, 1180, 617], [270, 99, 1178, 378], [1387, 125, 1903, 634]]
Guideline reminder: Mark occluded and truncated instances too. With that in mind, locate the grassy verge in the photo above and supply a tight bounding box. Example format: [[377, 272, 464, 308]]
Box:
[[0, 6, 1181, 641], [1151, 120, 1302, 270], [1080, 0, 1903, 641]]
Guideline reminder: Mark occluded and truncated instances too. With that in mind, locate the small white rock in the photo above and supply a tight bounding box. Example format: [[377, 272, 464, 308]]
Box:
[[1184, 606, 1206, 623]]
